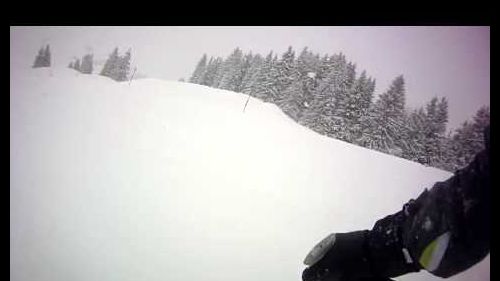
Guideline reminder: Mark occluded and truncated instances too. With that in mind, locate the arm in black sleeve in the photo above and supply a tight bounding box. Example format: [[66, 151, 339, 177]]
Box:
[[301, 126, 489, 281], [367, 125, 490, 278]]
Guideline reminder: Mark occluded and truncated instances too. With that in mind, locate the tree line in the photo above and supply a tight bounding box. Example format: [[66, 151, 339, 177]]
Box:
[[33, 45, 133, 82], [188, 47, 490, 172]]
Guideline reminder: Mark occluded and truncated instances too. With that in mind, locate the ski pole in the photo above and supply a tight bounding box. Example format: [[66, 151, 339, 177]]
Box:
[[243, 92, 251, 112]]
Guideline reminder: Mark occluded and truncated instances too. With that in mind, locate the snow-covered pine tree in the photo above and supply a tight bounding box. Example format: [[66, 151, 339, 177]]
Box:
[[332, 56, 358, 141], [68, 61, 74, 69], [300, 49, 321, 90], [450, 120, 475, 169], [344, 70, 375, 143], [297, 47, 310, 75], [280, 46, 298, 86], [204, 57, 223, 87], [42, 45, 51, 67], [240, 54, 264, 95], [436, 97, 449, 135], [449, 106, 489, 169], [282, 76, 318, 123], [307, 53, 352, 139], [316, 54, 332, 81], [199, 57, 214, 86], [74, 58, 81, 72], [280, 79, 304, 121], [396, 96, 450, 169], [248, 52, 272, 100], [211, 57, 225, 88], [219, 48, 244, 92], [80, 54, 94, 74], [423, 97, 449, 166], [250, 52, 281, 103], [116, 49, 131, 81], [280, 47, 320, 122], [437, 132, 456, 172], [32, 46, 46, 68], [189, 54, 208, 84], [355, 77, 377, 147], [269, 54, 281, 102], [274, 46, 299, 107], [236, 52, 254, 92], [100, 47, 120, 80], [370, 75, 406, 154], [345, 61, 356, 89], [471, 106, 490, 136], [300, 53, 336, 132], [400, 107, 429, 163], [299, 48, 321, 80], [302, 70, 336, 135]]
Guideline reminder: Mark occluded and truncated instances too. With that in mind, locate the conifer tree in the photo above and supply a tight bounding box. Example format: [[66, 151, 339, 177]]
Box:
[[344, 70, 375, 143], [190, 54, 208, 84], [80, 54, 94, 74], [306, 53, 352, 139], [211, 57, 226, 88], [274, 46, 299, 106], [236, 52, 254, 92], [240, 54, 264, 95], [370, 75, 406, 153], [278, 46, 298, 87], [199, 57, 214, 86], [280, 48, 320, 122], [219, 48, 244, 91], [74, 59, 81, 72], [248, 52, 272, 100], [33, 46, 47, 68], [436, 97, 449, 135], [100, 47, 120, 80], [354, 77, 376, 146], [43, 45, 51, 67], [396, 96, 451, 168], [316, 54, 332, 81], [450, 106, 489, 169], [204, 57, 223, 87], [116, 49, 131, 81], [345, 61, 356, 88], [400, 107, 428, 163], [251, 53, 281, 103], [419, 97, 449, 166]]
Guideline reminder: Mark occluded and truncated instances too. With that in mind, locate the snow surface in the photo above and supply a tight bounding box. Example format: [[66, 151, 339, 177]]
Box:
[[10, 65, 489, 281]]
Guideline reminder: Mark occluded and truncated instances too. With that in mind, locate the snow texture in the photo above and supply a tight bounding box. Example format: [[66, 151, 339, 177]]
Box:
[[10, 65, 489, 281]]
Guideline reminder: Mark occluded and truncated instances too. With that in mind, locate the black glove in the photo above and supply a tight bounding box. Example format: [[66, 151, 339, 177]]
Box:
[[302, 231, 376, 281]]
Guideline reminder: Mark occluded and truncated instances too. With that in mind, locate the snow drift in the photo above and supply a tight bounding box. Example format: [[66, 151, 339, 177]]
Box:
[[10, 65, 489, 281]]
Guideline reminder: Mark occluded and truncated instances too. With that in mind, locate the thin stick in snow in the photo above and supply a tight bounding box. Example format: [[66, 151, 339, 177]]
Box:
[[243, 93, 251, 112], [129, 67, 137, 85]]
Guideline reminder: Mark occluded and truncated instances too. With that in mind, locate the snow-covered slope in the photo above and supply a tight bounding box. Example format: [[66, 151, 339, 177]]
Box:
[[10, 66, 489, 281]]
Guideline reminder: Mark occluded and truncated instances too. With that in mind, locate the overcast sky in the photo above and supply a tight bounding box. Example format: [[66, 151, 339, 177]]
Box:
[[10, 26, 489, 130]]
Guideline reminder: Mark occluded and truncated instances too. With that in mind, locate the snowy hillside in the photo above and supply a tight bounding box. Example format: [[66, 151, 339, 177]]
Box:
[[10, 65, 489, 281]]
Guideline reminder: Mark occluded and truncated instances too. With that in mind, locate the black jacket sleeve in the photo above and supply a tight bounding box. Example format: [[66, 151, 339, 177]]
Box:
[[367, 125, 490, 278]]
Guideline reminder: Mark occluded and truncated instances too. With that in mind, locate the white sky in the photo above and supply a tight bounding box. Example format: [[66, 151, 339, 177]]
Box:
[[10, 26, 490, 131]]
